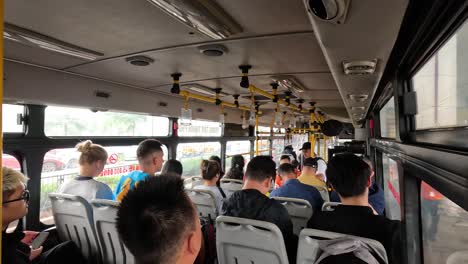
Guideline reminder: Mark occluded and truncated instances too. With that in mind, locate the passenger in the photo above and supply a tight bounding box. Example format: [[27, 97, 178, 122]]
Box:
[[222, 156, 297, 263], [299, 142, 327, 180], [274, 155, 292, 188], [297, 158, 327, 188], [307, 153, 401, 263], [114, 139, 165, 202], [194, 160, 225, 213], [224, 154, 245, 180], [2, 167, 85, 264], [271, 163, 324, 212], [208, 155, 224, 178], [117, 175, 202, 264], [161, 159, 183, 177], [330, 156, 385, 215], [59, 140, 114, 201]]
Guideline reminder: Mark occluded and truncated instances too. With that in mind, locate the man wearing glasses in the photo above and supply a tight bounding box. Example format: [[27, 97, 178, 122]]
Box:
[[2, 167, 84, 264]]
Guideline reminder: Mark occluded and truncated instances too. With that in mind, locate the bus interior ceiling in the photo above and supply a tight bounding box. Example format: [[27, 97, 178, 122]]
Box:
[[4, 0, 408, 126]]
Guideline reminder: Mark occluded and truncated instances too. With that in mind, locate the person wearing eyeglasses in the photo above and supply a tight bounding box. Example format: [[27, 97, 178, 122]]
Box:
[[2, 167, 85, 264]]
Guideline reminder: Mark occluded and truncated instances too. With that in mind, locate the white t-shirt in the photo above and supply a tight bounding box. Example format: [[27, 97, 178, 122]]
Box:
[[193, 185, 225, 213], [316, 158, 328, 182], [59, 177, 114, 201]]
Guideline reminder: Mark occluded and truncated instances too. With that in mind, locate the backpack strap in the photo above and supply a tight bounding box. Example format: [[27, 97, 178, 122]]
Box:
[[217, 186, 226, 198]]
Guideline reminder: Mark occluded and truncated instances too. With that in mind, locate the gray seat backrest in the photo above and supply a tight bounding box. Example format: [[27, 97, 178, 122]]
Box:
[[297, 229, 388, 264], [184, 176, 203, 189], [314, 186, 330, 202], [271, 197, 313, 236], [446, 250, 468, 264], [49, 193, 101, 264], [216, 216, 289, 264], [220, 179, 243, 197], [91, 199, 135, 264], [321, 202, 341, 212], [186, 189, 218, 220]]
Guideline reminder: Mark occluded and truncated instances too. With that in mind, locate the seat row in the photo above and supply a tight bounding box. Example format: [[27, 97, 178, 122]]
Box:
[[48, 193, 385, 264]]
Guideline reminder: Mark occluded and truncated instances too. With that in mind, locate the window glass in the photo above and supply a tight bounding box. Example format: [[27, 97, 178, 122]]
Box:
[[2, 104, 24, 133], [380, 97, 396, 138], [40, 145, 168, 224], [255, 126, 271, 136], [272, 138, 285, 164], [45, 106, 169, 136], [382, 153, 401, 220], [254, 140, 270, 156], [2, 153, 21, 171], [176, 142, 221, 177], [421, 181, 468, 264], [412, 21, 468, 129], [226, 141, 251, 172], [178, 120, 222, 137]]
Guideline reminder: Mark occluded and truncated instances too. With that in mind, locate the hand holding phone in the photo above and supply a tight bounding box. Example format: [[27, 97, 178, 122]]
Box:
[[31, 232, 49, 249]]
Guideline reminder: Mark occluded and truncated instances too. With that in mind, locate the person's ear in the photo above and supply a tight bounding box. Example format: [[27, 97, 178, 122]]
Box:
[[187, 229, 201, 257], [367, 176, 372, 187]]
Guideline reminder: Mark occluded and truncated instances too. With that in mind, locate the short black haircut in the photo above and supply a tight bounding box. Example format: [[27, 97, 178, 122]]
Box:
[[278, 163, 295, 177], [326, 153, 371, 198], [117, 175, 196, 264], [245, 156, 276, 182], [161, 159, 183, 176], [280, 155, 291, 161], [137, 139, 163, 159]]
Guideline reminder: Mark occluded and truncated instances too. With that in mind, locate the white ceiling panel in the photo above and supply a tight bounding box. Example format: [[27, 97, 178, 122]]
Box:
[[67, 33, 329, 87]]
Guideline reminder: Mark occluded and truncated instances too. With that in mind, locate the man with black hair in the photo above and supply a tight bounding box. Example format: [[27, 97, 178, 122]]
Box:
[[271, 163, 324, 212], [307, 153, 401, 263], [117, 175, 202, 264], [222, 156, 297, 263], [114, 139, 165, 201]]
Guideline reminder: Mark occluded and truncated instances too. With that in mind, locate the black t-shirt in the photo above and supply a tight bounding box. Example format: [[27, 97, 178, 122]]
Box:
[[307, 205, 401, 263], [2, 230, 30, 264], [222, 189, 297, 263]]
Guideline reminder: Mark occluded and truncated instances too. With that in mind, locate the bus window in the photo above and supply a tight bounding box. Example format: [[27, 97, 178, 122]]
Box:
[[2, 104, 24, 133], [178, 120, 222, 137], [421, 181, 468, 264], [176, 142, 221, 177], [226, 140, 251, 172], [39, 145, 168, 224], [382, 153, 401, 220], [412, 20, 468, 129], [254, 140, 270, 156], [45, 106, 170, 137], [380, 97, 396, 138], [272, 138, 285, 163]]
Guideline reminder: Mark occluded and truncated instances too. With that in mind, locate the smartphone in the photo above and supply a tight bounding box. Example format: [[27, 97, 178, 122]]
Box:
[[31, 232, 49, 249]]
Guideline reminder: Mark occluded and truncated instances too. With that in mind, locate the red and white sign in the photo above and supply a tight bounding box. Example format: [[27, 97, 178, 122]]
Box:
[[108, 154, 118, 164]]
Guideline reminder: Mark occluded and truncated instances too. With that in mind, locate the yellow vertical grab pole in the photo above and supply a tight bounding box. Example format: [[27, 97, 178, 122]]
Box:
[[323, 136, 328, 161], [317, 137, 321, 156], [255, 113, 259, 156], [0, 0, 4, 254]]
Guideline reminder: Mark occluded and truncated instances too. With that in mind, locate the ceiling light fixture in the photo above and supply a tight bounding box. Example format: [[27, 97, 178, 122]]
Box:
[[147, 0, 243, 39], [183, 83, 229, 97], [271, 75, 306, 94], [4, 23, 103, 61]]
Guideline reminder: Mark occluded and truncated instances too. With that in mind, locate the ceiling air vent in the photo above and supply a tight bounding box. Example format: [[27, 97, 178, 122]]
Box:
[[348, 94, 369, 102], [351, 106, 365, 111], [342, 59, 377, 75], [95, 90, 111, 99], [126, 55, 154, 66], [198, 44, 228, 57]]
